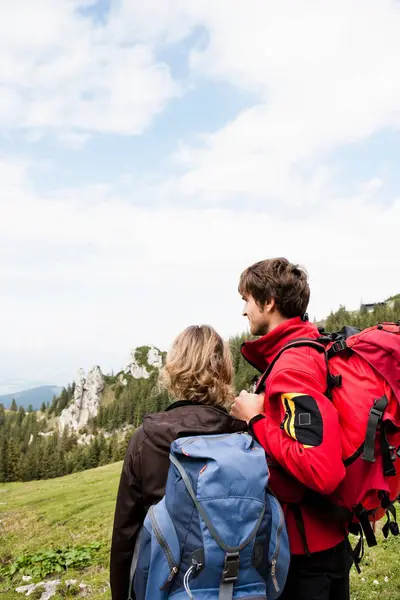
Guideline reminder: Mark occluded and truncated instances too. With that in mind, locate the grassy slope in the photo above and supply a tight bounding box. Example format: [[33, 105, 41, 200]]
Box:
[[0, 463, 120, 600], [1, 464, 400, 599]]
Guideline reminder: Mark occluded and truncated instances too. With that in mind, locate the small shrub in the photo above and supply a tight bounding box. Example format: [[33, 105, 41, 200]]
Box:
[[7, 542, 102, 580]]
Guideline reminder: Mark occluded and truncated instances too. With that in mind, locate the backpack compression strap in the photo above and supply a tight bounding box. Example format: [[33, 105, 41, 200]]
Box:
[[169, 453, 265, 599], [362, 395, 389, 464], [127, 527, 143, 600]]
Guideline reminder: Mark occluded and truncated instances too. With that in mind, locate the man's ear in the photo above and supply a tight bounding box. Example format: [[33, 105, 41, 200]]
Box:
[[263, 297, 276, 313]]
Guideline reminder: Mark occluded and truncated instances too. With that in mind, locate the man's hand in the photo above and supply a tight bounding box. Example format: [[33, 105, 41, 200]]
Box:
[[230, 390, 265, 424]]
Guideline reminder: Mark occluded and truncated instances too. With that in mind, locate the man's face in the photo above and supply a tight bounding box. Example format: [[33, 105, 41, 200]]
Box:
[[242, 294, 271, 336]]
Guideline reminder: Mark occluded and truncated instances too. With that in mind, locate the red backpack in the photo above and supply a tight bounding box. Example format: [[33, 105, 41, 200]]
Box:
[[255, 322, 400, 564]]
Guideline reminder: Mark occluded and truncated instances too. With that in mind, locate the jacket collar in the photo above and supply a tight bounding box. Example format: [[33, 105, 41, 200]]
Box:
[[166, 399, 229, 415], [241, 316, 320, 373]]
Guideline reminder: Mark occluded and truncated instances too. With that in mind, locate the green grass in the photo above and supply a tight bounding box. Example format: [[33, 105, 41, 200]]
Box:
[[0, 462, 121, 599], [350, 533, 400, 600], [1, 464, 400, 599]]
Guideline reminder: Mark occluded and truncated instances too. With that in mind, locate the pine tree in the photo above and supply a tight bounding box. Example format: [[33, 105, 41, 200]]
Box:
[[56, 451, 66, 478], [10, 398, 18, 411], [109, 433, 119, 463], [48, 395, 58, 415], [86, 438, 100, 469], [60, 426, 74, 453], [73, 446, 86, 472], [38, 440, 53, 479], [22, 446, 39, 481], [0, 435, 7, 483], [18, 405, 26, 425], [98, 434, 109, 466], [56, 389, 69, 415], [122, 429, 133, 456], [40, 402, 46, 413], [6, 438, 21, 482], [134, 399, 144, 428], [27, 404, 34, 413]]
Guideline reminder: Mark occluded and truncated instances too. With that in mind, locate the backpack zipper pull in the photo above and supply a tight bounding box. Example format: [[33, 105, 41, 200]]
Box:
[[167, 566, 178, 582], [270, 559, 276, 576], [270, 558, 279, 592]]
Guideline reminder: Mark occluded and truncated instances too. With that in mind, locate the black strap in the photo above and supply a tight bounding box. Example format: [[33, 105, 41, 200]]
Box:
[[344, 537, 359, 574], [289, 504, 310, 556], [381, 423, 397, 477], [346, 529, 363, 573], [169, 454, 265, 553], [362, 395, 388, 463], [255, 338, 326, 394], [354, 505, 377, 548]]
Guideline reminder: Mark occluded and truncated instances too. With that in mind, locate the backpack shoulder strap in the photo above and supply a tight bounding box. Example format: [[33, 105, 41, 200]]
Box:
[[255, 338, 326, 394]]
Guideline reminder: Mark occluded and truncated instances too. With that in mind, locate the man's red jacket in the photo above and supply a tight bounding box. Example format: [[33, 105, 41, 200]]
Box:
[[241, 317, 346, 554]]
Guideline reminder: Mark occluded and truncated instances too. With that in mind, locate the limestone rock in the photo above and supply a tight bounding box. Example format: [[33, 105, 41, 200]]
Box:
[[126, 346, 163, 380], [77, 433, 95, 445], [16, 579, 60, 599], [59, 366, 104, 433], [118, 373, 128, 386], [15, 583, 36, 595], [41, 580, 61, 600]]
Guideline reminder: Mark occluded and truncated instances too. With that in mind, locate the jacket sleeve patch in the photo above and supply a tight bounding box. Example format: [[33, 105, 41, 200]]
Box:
[[280, 393, 323, 447]]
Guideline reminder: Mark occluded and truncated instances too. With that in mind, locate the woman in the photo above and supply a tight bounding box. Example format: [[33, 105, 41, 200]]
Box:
[[110, 325, 246, 600]]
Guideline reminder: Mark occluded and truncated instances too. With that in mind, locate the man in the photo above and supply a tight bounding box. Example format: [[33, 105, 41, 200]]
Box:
[[231, 257, 352, 600]]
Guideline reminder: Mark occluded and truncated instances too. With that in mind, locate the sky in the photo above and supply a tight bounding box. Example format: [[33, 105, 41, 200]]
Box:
[[1, 0, 399, 393]]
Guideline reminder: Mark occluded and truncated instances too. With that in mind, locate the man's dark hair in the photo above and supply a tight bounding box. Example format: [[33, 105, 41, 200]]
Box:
[[238, 257, 310, 318]]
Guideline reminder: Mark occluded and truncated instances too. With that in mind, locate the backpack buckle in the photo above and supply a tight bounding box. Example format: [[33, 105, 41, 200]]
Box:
[[222, 552, 240, 583], [331, 339, 347, 354]]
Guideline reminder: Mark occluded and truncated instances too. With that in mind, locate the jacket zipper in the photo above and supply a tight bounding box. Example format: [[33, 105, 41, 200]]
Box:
[[148, 506, 179, 587], [269, 497, 285, 593]]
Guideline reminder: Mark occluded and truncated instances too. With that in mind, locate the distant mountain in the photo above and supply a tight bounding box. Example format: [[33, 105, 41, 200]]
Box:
[[0, 385, 63, 410]]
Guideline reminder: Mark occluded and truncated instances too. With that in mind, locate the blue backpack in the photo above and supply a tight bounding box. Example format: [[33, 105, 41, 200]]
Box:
[[130, 432, 290, 600]]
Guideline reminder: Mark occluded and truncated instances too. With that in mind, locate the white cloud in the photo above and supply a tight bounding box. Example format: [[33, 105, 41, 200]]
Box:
[[123, 0, 400, 202], [1, 157, 399, 391], [0, 0, 179, 141], [1, 1, 400, 391]]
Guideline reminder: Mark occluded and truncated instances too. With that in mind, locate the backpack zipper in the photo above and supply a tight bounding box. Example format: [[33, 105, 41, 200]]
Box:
[[269, 497, 285, 593], [148, 506, 179, 587], [179, 432, 246, 445]]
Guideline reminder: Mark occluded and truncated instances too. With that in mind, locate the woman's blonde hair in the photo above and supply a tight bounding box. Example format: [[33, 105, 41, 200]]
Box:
[[158, 325, 234, 408]]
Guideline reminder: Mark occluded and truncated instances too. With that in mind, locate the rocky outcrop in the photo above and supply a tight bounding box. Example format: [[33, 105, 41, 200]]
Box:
[[58, 347, 162, 433], [59, 366, 104, 433], [16, 579, 90, 599], [123, 345, 163, 381], [16, 579, 60, 600], [77, 433, 95, 445]]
